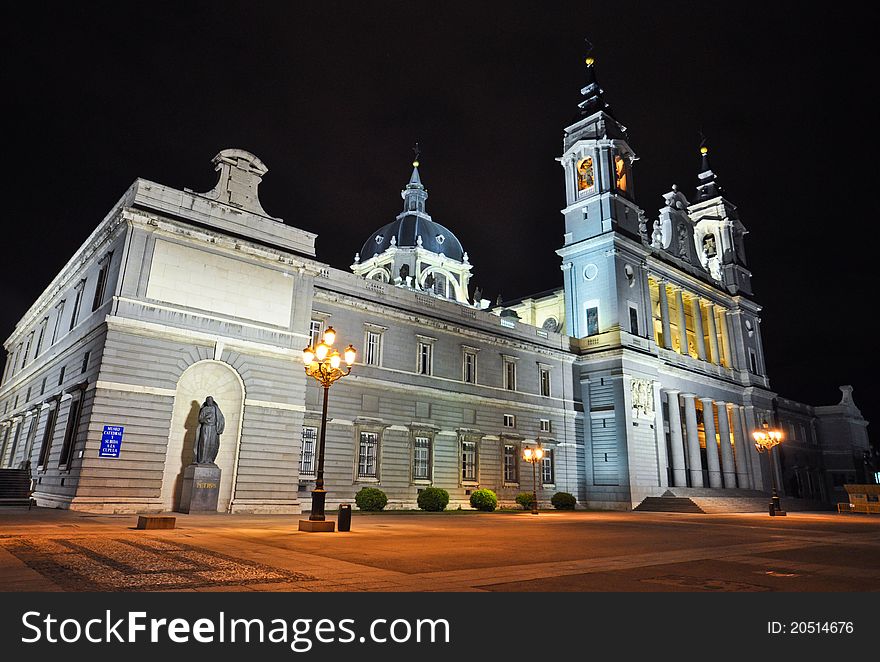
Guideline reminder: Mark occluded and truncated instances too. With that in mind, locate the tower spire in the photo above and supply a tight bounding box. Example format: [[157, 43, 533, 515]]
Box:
[[694, 134, 722, 201], [402, 144, 428, 213], [577, 39, 609, 117]]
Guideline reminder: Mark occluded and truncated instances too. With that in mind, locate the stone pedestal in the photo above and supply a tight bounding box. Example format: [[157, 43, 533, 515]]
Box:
[[298, 519, 335, 532], [178, 463, 221, 513]]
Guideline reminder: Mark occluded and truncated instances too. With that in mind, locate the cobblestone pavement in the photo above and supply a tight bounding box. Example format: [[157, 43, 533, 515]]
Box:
[[1, 535, 313, 591], [1, 509, 878, 592]]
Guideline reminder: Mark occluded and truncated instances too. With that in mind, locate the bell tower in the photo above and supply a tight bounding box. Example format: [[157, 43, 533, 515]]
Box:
[[557, 52, 643, 339]]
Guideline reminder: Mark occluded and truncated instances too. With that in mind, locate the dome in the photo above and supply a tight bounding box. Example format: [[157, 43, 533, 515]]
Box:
[[360, 214, 465, 262]]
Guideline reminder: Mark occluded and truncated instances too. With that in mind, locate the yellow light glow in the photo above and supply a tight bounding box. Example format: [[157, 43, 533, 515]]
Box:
[[700, 146, 709, 155], [323, 326, 337, 346], [412, 160, 419, 167], [315, 342, 329, 361], [329, 351, 341, 369], [535, 447, 545, 460], [523, 448, 533, 461], [344, 345, 357, 365], [585, 57, 594, 66]]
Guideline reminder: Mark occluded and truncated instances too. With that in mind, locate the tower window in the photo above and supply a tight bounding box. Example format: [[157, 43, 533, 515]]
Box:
[[576, 157, 595, 193], [614, 154, 628, 193], [586, 306, 599, 336]]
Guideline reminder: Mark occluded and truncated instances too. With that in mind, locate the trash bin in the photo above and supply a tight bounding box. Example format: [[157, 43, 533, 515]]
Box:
[[338, 503, 352, 532]]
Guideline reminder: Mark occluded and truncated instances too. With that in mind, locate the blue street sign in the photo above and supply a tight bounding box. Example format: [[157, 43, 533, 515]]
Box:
[[99, 425, 124, 458]]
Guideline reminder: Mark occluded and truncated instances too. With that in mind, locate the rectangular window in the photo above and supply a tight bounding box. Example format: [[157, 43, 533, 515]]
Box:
[[413, 436, 431, 480], [358, 431, 379, 478], [542, 449, 555, 485], [12, 344, 22, 376], [461, 440, 477, 482], [539, 367, 551, 397], [40, 377, 47, 396], [586, 306, 599, 336], [503, 444, 518, 483], [629, 305, 640, 335], [69, 280, 86, 331], [22, 332, 34, 369], [34, 317, 48, 358], [540, 418, 552, 433], [58, 391, 84, 468], [417, 342, 432, 375], [365, 330, 382, 366], [309, 319, 323, 348], [38, 403, 59, 468], [503, 413, 516, 428], [81, 351, 90, 375], [51, 301, 65, 345], [503, 358, 517, 391], [58, 366, 65, 386], [92, 253, 113, 311], [300, 426, 317, 477], [749, 349, 758, 374], [463, 350, 477, 384]]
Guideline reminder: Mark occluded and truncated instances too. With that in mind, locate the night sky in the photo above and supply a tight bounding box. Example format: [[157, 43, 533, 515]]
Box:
[[3, 3, 872, 427]]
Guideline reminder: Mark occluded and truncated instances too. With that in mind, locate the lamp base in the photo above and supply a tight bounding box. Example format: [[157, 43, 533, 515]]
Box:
[[298, 519, 335, 532]]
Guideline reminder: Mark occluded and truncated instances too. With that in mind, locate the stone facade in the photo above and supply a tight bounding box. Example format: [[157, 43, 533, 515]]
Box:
[[0, 65, 872, 514]]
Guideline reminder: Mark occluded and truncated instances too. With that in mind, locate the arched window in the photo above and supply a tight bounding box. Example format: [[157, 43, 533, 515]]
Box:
[[576, 157, 594, 192], [614, 154, 628, 193]]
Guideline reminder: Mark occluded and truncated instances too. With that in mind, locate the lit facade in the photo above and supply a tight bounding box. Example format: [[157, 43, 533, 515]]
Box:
[[0, 59, 871, 513]]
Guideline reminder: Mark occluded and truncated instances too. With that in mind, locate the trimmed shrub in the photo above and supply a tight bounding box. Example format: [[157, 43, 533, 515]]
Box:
[[551, 491, 577, 510], [354, 487, 388, 511], [417, 487, 449, 512], [469, 489, 498, 512], [515, 491, 535, 510]]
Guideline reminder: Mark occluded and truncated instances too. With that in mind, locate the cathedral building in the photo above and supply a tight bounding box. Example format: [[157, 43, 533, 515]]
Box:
[[0, 56, 871, 513]]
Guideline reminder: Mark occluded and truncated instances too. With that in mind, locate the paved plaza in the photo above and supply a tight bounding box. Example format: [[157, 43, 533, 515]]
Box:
[[1, 508, 878, 592]]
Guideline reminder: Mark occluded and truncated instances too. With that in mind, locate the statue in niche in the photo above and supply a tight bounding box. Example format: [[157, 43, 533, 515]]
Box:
[[702, 233, 717, 258], [194, 396, 225, 465], [473, 286, 482, 304], [399, 264, 410, 281], [651, 220, 663, 248], [424, 273, 435, 290], [576, 157, 595, 191]]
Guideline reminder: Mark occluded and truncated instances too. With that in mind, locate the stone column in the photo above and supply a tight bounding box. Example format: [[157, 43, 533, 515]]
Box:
[[716, 402, 736, 488], [706, 303, 721, 365], [692, 297, 708, 361], [658, 281, 672, 350], [731, 405, 751, 489], [719, 309, 734, 368], [701, 397, 722, 488], [665, 390, 687, 487], [682, 394, 703, 487], [675, 289, 688, 356], [743, 405, 764, 491]]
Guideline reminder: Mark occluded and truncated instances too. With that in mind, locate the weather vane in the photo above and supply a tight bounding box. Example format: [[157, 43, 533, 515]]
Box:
[[412, 142, 420, 167], [584, 37, 595, 65]]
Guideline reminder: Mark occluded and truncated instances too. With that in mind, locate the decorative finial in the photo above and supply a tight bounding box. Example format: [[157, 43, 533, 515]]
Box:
[[699, 129, 709, 155], [412, 142, 421, 168]]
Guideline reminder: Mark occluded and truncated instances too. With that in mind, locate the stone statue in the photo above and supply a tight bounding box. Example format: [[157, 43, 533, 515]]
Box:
[[631, 378, 655, 417], [194, 396, 225, 465], [651, 219, 663, 248], [677, 224, 689, 259]]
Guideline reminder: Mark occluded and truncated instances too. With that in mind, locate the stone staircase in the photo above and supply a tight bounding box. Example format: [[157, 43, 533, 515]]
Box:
[[634, 489, 832, 514], [0, 468, 34, 507]]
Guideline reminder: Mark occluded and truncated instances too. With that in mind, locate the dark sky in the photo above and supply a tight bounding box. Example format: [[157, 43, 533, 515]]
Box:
[[2, 2, 873, 426]]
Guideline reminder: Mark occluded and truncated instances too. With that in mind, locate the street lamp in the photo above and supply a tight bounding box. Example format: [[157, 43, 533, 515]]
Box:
[[298, 326, 356, 532], [753, 421, 786, 517], [522, 445, 544, 515]]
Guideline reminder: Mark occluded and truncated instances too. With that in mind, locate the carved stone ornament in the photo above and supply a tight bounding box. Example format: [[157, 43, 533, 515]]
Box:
[[631, 378, 655, 418]]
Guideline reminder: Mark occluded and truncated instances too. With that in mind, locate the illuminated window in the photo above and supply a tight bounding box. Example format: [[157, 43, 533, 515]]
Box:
[[614, 154, 628, 193], [576, 157, 595, 192], [300, 426, 317, 477]]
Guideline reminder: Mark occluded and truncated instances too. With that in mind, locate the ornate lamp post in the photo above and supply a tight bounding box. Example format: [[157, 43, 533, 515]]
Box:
[[753, 421, 786, 517], [522, 445, 545, 515], [298, 326, 356, 532]]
